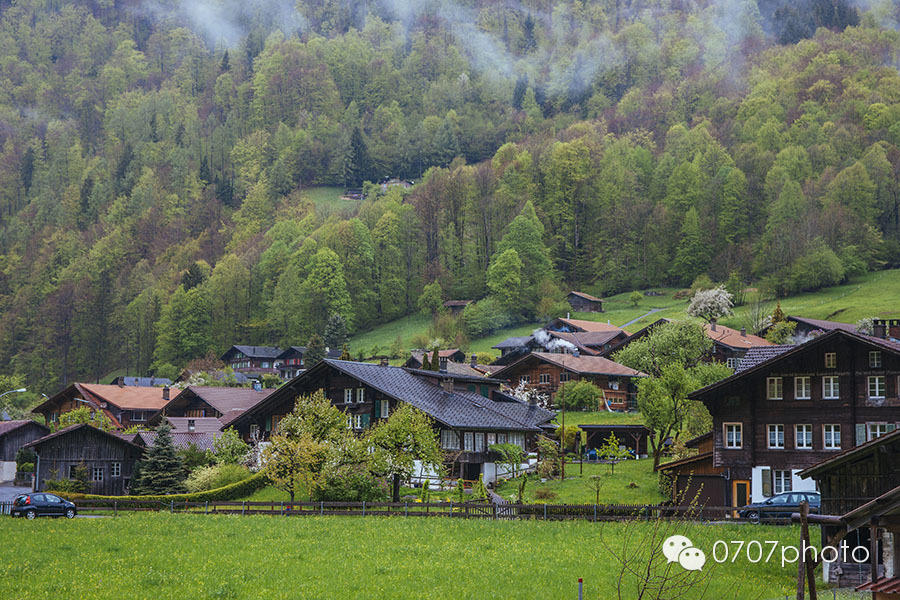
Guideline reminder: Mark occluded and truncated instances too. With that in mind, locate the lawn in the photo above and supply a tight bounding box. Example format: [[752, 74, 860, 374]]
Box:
[[554, 410, 645, 426], [494, 459, 666, 505], [0, 512, 804, 599], [302, 186, 360, 217]]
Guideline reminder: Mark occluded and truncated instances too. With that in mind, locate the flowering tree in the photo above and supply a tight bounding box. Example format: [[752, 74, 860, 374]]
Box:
[[686, 286, 733, 323], [508, 380, 551, 409]]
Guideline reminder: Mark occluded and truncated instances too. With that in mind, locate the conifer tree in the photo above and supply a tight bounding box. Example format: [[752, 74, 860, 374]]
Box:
[[131, 424, 186, 495]]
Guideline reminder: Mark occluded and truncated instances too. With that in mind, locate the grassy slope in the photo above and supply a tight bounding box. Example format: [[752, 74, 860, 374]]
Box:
[[494, 459, 665, 505], [348, 269, 900, 360], [0, 513, 801, 599]]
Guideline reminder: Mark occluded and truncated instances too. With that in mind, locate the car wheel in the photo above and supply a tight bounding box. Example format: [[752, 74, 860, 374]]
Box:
[[25, 510, 36, 520], [746, 510, 760, 524], [65, 508, 75, 519]]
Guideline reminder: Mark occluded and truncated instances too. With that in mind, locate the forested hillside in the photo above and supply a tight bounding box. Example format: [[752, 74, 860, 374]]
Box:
[[0, 0, 897, 394]]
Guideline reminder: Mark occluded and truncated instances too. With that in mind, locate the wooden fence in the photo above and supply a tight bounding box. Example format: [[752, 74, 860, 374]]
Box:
[[0, 499, 809, 523]]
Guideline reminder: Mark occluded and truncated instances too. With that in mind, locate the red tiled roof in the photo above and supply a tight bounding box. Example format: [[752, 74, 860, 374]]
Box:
[[556, 318, 624, 334], [494, 352, 646, 379], [703, 323, 772, 349], [78, 384, 172, 411]]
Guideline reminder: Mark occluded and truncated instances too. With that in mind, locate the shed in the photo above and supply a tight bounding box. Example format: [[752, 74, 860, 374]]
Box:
[[567, 291, 603, 313], [0, 420, 50, 481]]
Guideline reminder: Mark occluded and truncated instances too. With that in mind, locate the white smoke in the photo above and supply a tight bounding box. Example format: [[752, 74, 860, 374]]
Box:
[[532, 328, 577, 353]]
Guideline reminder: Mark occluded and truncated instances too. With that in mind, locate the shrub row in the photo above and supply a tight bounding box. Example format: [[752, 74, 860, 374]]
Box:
[[57, 472, 268, 505]]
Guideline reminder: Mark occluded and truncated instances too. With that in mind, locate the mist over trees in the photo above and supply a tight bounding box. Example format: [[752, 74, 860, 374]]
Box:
[[0, 0, 898, 392]]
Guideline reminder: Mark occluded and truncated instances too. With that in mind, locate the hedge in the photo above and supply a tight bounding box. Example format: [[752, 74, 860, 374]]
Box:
[[57, 472, 268, 505]]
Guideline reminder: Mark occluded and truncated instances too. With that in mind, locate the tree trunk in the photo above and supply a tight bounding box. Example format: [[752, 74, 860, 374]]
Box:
[[392, 474, 401, 503]]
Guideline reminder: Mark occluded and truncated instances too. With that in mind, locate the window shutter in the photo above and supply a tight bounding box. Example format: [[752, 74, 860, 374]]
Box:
[[361, 414, 370, 429], [855, 424, 866, 446], [374, 398, 381, 416], [265, 416, 272, 432], [761, 468, 772, 497]]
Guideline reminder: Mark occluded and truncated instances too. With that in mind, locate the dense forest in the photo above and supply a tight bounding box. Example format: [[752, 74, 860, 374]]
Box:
[[0, 0, 897, 395]]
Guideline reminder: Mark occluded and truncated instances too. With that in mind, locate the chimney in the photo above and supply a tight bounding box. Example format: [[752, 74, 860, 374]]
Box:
[[873, 319, 887, 339], [471, 354, 477, 367], [188, 419, 195, 432], [117, 378, 125, 388], [380, 358, 389, 367], [710, 319, 717, 332], [439, 357, 448, 373], [162, 385, 170, 401], [740, 327, 746, 337]]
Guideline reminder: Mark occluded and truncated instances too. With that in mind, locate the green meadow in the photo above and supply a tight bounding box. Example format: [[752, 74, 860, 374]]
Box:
[[0, 513, 805, 599]]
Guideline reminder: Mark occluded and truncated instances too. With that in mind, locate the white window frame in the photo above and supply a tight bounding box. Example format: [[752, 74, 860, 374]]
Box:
[[441, 429, 460, 450], [486, 433, 496, 446], [824, 353, 836, 369], [353, 414, 362, 429], [823, 376, 839, 400], [464, 432, 474, 452], [92, 466, 104, 482], [474, 432, 485, 453], [560, 372, 570, 382], [132, 411, 146, 422], [344, 389, 353, 403], [870, 351, 882, 368], [509, 432, 525, 449], [795, 424, 813, 449], [356, 388, 365, 403], [869, 375, 885, 400], [539, 372, 551, 384], [379, 400, 389, 419], [767, 424, 784, 449], [724, 423, 742, 449], [111, 463, 121, 478], [823, 425, 841, 450], [794, 377, 811, 400], [767, 377, 783, 400], [497, 433, 507, 444], [868, 423, 890, 441], [773, 470, 792, 495], [520, 375, 531, 384], [726, 357, 740, 370]]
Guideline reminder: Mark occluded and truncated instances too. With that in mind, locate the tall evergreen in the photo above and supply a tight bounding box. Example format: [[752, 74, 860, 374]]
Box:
[[131, 424, 186, 495]]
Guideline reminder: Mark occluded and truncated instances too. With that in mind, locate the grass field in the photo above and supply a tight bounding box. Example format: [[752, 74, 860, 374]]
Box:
[[303, 186, 360, 217], [494, 459, 665, 505], [555, 410, 645, 425], [0, 512, 805, 599], [348, 269, 900, 361]]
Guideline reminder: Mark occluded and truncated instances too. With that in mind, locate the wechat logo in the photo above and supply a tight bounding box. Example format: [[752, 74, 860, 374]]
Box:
[[663, 535, 706, 571]]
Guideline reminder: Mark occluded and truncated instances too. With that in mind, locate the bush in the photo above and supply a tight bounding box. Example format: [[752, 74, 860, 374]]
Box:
[[462, 298, 513, 338], [178, 444, 213, 472], [185, 464, 252, 493], [311, 466, 389, 502], [15, 447, 36, 469], [56, 472, 269, 504], [556, 380, 601, 410], [789, 240, 845, 292], [534, 487, 557, 500], [17, 462, 34, 473], [45, 478, 86, 494]]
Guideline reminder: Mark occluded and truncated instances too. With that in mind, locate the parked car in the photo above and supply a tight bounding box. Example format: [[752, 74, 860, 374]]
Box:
[[739, 491, 820, 523], [11, 493, 77, 519]]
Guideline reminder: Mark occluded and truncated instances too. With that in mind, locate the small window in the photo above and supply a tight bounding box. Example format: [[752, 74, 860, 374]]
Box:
[[823, 425, 841, 450], [353, 414, 362, 429], [441, 430, 460, 450], [132, 411, 146, 422], [773, 470, 792, 495], [766, 377, 783, 400], [520, 375, 531, 384], [68, 465, 78, 479], [249, 424, 259, 439], [380, 400, 389, 419], [869, 376, 885, 399], [464, 432, 474, 452], [92, 466, 104, 482], [539, 373, 551, 384], [344, 389, 353, 403], [356, 388, 365, 403], [724, 423, 742, 449], [486, 433, 496, 446], [767, 424, 784, 449], [497, 433, 507, 444], [111, 463, 121, 478], [474, 433, 485, 453], [795, 424, 813, 449], [870, 351, 882, 368], [867, 423, 892, 441], [187, 419, 196, 432], [823, 376, 839, 400], [726, 357, 740, 370], [824, 353, 836, 369], [794, 377, 811, 400], [346, 415, 352, 430], [560, 372, 570, 382]]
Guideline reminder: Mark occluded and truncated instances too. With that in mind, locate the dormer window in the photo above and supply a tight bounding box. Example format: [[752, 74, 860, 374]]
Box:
[[870, 351, 882, 368], [824, 353, 836, 369]]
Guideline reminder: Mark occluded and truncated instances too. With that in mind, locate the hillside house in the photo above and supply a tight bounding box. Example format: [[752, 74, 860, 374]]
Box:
[[276, 346, 306, 379], [33, 383, 173, 429], [220, 345, 283, 376], [25, 424, 144, 496], [0, 420, 49, 481], [688, 329, 900, 510], [566, 291, 603, 312], [149, 385, 272, 430], [703, 321, 774, 370], [403, 349, 468, 370], [229, 359, 555, 482], [443, 300, 472, 315], [492, 319, 629, 366], [490, 352, 646, 411]]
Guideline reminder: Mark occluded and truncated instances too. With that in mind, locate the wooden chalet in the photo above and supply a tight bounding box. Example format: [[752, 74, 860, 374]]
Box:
[[443, 300, 472, 315], [703, 321, 773, 370], [0, 420, 49, 481], [150, 385, 272, 430], [229, 359, 555, 482], [566, 291, 603, 313], [491, 352, 646, 411], [25, 424, 144, 496], [689, 329, 900, 513], [403, 349, 469, 370], [491, 319, 629, 366], [220, 345, 283, 376], [32, 383, 173, 429], [276, 346, 306, 379], [799, 429, 900, 587], [656, 432, 727, 510]]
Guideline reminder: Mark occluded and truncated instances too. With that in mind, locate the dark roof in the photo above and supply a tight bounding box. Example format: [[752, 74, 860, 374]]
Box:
[[402, 366, 501, 384], [735, 345, 793, 373], [0, 419, 48, 437], [241, 360, 553, 431], [856, 576, 900, 594], [24, 423, 144, 450], [492, 335, 534, 350], [221, 345, 283, 360], [799, 428, 900, 479], [180, 386, 272, 421], [276, 346, 307, 358], [787, 316, 858, 333], [568, 291, 603, 302], [690, 329, 900, 401], [577, 424, 649, 431], [684, 431, 712, 448], [109, 376, 173, 387], [656, 451, 714, 472], [404, 355, 484, 377], [137, 430, 221, 452], [842, 483, 900, 531]]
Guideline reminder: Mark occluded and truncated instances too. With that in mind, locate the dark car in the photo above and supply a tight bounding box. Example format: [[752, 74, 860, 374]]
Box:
[[11, 493, 77, 520], [739, 491, 820, 523]]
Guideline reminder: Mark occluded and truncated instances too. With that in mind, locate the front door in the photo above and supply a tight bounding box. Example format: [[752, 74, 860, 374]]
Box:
[[732, 480, 750, 518]]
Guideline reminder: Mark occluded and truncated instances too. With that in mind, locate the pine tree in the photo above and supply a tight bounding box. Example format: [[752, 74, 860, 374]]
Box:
[[131, 424, 186, 495], [306, 333, 326, 364], [421, 351, 432, 370], [429, 349, 439, 371]]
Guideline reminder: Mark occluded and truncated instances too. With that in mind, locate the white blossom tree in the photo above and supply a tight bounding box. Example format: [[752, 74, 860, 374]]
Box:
[[687, 286, 734, 324]]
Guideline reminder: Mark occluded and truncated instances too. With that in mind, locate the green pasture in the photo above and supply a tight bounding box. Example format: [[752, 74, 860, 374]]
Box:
[[0, 512, 805, 599]]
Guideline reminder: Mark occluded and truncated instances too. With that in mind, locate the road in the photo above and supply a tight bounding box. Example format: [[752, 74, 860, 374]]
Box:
[[0, 483, 31, 503], [621, 307, 663, 329]]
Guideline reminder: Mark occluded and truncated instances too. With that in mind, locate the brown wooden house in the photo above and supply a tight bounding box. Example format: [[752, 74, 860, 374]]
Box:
[[656, 432, 728, 510], [0, 420, 49, 481], [491, 352, 646, 411], [150, 385, 272, 430], [567, 291, 604, 312], [220, 345, 283, 376], [403, 349, 469, 370], [703, 321, 773, 370], [229, 359, 555, 482], [689, 329, 900, 514], [32, 383, 173, 429], [25, 424, 144, 496]]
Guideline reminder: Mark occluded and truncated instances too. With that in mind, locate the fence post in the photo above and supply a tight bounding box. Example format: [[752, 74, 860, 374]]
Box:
[[114, 501, 117, 517], [205, 501, 208, 514], [320, 501, 324, 516], [242, 501, 245, 516], [450, 501, 453, 518], [170, 500, 174, 513], [594, 504, 597, 522], [544, 503, 547, 520], [281, 501, 284, 516], [362, 501, 366, 517], [405, 502, 408, 517]]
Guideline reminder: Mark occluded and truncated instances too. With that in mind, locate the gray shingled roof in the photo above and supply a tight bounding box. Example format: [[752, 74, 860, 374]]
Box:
[[226, 345, 283, 359], [492, 335, 534, 350], [320, 360, 553, 431], [0, 419, 47, 437], [735, 345, 793, 373], [138, 431, 221, 452], [183, 386, 272, 417]]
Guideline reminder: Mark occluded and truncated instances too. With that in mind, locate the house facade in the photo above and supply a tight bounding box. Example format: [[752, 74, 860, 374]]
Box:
[[229, 359, 554, 482], [491, 352, 645, 411], [276, 347, 307, 379], [656, 432, 728, 510], [0, 420, 50, 481], [32, 383, 173, 429], [151, 385, 272, 429], [703, 321, 773, 370], [566, 291, 603, 313], [25, 424, 144, 496], [689, 329, 900, 506], [220, 345, 283, 376]]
